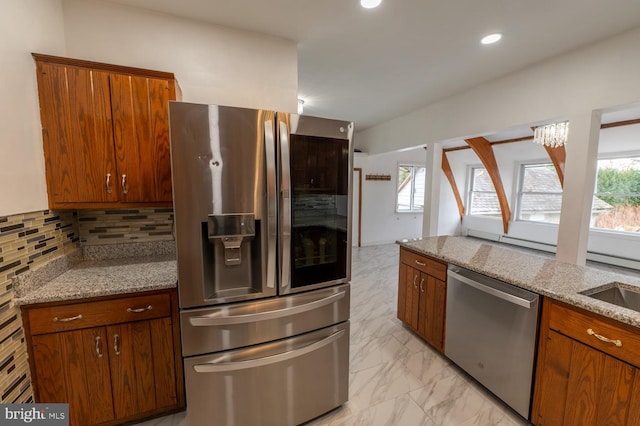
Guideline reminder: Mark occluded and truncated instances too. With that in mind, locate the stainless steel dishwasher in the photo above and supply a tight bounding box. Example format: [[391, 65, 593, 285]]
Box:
[[445, 265, 540, 419]]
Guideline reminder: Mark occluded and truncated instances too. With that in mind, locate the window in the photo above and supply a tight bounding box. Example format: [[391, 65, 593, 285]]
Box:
[[467, 167, 501, 217], [591, 156, 640, 234], [396, 164, 425, 212], [516, 163, 563, 224]]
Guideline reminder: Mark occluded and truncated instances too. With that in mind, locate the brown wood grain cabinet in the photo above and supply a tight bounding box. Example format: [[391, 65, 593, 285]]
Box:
[[33, 53, 178, 209], [397, 247, 446, 352], [532, 299, 640, 426], [22, 289, 185, 426]]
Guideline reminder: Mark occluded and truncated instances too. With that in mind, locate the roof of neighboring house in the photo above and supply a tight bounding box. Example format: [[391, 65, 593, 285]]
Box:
[[469, 166, 612, 215]]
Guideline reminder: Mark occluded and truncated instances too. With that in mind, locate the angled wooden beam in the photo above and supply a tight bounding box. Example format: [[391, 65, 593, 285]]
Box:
[[441, 152, 464, 220], [465, 137, 511, 234], [544, 144, 566, 187]]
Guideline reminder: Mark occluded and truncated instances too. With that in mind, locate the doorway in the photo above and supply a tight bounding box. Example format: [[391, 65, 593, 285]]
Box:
[[352, 168, 362, 247]]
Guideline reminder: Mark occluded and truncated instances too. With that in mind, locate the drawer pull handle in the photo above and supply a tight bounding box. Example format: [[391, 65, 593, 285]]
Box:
[[127, 305, 152, 313], [53, 314, 83, 323], [420, 278, 425, 293], [415, 260, 426, 267], [587, 328, 622, 347], [114, 334, 121, 356], [95, 336, 103, 358]]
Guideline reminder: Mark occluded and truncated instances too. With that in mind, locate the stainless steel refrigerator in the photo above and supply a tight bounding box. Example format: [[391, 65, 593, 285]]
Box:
[[169, 102, 353, 426]]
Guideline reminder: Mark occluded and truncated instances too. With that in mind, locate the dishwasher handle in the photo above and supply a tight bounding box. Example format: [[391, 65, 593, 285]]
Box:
[[448, 269, 536, 309]]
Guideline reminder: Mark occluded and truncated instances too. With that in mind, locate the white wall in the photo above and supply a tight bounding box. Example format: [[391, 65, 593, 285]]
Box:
[[357, 26, 640, 155], [0, 0, 298, 216], [0, 0, 66, 216], [61, 0, 298, 113], [354, 148, 426, 245]]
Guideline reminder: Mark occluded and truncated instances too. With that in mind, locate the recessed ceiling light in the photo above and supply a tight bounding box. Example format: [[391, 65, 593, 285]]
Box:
[[481, 33, 502, 45], [360, 0, 382, 9]]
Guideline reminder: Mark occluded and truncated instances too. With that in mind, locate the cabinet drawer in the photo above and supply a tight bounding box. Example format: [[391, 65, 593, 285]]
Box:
[[400, 248, 447, 281], [27, 293, 171, 335], [548, 300, 640, 368]]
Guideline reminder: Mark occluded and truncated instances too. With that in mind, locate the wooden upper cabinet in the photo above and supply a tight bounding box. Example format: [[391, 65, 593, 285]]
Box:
[[33, 53, 177, 209], [110, 74, 173, 203], [36, 61, 118, 205]]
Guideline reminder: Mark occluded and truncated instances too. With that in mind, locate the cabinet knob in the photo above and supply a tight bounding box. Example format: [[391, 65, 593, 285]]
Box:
[[106, 173, 112, 194], [121, 174, 128, 194], [95, 336, 104, 358], [113, 334, 121, 356]]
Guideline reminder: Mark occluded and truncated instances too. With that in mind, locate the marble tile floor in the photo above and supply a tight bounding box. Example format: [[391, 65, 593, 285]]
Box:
[[134, 244, 529, 426]]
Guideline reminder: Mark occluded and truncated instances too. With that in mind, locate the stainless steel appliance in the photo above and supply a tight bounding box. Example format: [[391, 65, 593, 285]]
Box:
[[445, 265, 540, 419], [169, 103, 353, 426]]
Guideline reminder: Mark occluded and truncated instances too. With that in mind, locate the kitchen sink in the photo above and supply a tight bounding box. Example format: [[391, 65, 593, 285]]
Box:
[[582, 283, 640, 312]]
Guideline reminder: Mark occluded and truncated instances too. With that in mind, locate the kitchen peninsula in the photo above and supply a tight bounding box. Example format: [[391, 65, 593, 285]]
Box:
[[398, 236, 640, 425], [13, 246, 184, 426]]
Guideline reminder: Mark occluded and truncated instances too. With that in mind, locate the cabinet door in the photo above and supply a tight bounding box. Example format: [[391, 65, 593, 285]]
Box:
[[535, 330, 640, 426], [32, 328, 114, 426], [108, 318, 178, 420], [110, 74, 173, 203], [397, 262, 408, 323], [423, 276, 446, 352], [417, 272, 429, 338], [35, 61, 118, 206], [407, 268, 421, 330]]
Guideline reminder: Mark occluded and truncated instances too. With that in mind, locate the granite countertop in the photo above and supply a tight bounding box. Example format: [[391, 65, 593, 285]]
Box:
[[398, 236, 640, 328], [13, 242, 177, 306]]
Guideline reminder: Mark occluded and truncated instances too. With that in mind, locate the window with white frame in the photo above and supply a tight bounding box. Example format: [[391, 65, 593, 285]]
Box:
[[591, 156, 640, 233], [396, 164, 425, 212], [467, 167, 501, 217], [516, 163, 563, 224]]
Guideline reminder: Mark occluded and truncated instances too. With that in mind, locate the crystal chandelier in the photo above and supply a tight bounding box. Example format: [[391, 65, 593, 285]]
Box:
[[533, 121, 569, 148]]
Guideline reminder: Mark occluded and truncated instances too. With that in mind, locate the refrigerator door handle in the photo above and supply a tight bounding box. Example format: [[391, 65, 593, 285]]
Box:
[[264, 116, 277, 289], [192, 329, 345, 373], [189, 290, 346, 326], [279, 118, 292, 291]]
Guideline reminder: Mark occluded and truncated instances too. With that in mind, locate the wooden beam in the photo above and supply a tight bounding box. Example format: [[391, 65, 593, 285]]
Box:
[[444, 135, 534, 152], [465, 137, 511, 234], [441, 152, 464, 220], [544, 145, 567, 187], [601, 118, 640, 129]]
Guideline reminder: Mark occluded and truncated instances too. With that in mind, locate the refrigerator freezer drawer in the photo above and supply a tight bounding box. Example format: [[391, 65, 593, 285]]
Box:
[[184, 322, 349, 426], [180, 284, 350, 356]]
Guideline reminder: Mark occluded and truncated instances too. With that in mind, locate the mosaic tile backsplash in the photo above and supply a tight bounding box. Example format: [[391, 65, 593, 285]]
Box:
[[78, 208, 174, 245], [0, 210, 79, 403], [0, 207, 176, 404]]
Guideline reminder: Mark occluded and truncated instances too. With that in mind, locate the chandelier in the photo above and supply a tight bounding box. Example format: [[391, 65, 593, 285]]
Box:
[[533, 121, 569, 148]]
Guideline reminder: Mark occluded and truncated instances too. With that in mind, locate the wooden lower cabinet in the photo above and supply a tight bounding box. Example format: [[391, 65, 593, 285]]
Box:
[[397, 248, 446, 352], [23, 289, 184, 426], [532, 299, 640, 426]]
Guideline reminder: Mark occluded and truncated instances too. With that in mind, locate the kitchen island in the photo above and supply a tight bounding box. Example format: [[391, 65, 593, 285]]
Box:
[[398, 236, 640, 426], [398, 235, 640, 327]]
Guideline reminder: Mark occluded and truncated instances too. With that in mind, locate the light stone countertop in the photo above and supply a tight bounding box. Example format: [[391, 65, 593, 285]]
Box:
[[398, 236, 640, 329], [13, 255, 177, 306]]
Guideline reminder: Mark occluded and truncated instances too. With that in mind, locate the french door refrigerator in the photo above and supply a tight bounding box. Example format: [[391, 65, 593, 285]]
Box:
[[169, 102, 353, 426]]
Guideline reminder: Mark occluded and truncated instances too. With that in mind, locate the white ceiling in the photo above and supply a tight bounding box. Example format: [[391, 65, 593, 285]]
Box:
[[106, 0, 640, 132]]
